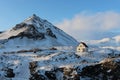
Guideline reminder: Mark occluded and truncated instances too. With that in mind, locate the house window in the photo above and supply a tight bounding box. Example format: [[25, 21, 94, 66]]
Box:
[[80, 45, 82, 47]]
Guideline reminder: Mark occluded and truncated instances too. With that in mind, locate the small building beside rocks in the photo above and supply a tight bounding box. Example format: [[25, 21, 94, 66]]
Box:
[[76, 42, 88, 52]]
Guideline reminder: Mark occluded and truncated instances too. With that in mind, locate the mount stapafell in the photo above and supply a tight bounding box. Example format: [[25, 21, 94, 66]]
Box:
[[0, 14, 78, 48], [0, 14, 120, 80]]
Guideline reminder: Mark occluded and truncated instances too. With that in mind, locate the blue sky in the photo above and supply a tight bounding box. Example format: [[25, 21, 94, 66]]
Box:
[[0, 0, 120, 40]]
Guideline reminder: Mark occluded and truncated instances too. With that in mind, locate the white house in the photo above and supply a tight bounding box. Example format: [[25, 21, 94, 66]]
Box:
[[76, 42, 88, 52]]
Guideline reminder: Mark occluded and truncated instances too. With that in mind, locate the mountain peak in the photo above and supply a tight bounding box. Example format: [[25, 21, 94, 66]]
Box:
[[30, 14, 40, 20], [0, 14, 78, 46], [24, 14, 42, 24], [32, 14, 37, 17]]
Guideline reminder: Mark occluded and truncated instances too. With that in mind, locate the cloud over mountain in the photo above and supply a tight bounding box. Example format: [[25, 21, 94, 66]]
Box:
[[56, 11, 120, 40]]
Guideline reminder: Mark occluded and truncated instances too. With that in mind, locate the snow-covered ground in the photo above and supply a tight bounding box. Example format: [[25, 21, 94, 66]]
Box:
[[0, 45, 120, 80]]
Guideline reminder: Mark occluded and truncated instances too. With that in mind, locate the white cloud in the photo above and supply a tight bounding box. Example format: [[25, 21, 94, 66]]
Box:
[[56, 11, 120, 41]]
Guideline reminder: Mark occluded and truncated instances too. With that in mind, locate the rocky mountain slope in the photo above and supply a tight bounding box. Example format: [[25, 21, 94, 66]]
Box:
[[0, 14, 78, 49]]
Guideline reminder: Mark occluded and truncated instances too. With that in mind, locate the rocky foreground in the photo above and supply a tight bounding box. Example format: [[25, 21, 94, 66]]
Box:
[[0, 47, 120, 80]]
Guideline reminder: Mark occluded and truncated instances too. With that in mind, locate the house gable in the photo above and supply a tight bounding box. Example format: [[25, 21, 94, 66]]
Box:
[[76, 42, 88, 52]]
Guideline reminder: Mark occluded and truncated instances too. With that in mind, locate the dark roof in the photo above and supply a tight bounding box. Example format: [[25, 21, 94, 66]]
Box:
[[80, 42, 88, 47]]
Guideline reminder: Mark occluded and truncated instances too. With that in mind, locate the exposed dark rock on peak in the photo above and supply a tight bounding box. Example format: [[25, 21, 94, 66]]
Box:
[[9, 24, 45, 40], [12, 23, 27, 30], [46, 28, 56, 38], [24, 14, 42, 24]]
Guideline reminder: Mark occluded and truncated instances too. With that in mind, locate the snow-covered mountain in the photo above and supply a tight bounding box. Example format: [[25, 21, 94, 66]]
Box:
[[0, 14, 120, 80], [0, 14, 78, 48]]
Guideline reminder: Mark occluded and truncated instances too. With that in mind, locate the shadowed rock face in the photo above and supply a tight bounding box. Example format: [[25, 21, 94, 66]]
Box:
[[28, 61, 79, 80], [29, 61, 47, 80], [28, 58, 120, 80], [80, 58, 120, 80], [9, 17, 57, 40], [8, 23, 57, 40], [12, 23, 27, 30], [45, 71, 57, 80], [46, 28, 57, 38], [9, 23, 45, 40], [29, 72, 46, 80], [8, 22, 58, 40]]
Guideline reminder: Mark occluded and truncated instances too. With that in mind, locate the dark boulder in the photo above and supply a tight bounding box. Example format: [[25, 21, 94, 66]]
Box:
[[29, 72, 46, 80], [49, 47, 57, 50], [4, 68, 15, 78], [29, 61, 47, 80], [29, 61, 38, 74], [45, 71, 57, 80], [80, 64, 102, 79], [63, 67, 79, 80]]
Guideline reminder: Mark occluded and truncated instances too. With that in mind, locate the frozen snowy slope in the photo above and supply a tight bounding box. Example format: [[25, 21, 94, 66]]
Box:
[[0, 14, 78, 48], [0, 46, 120, 80]]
